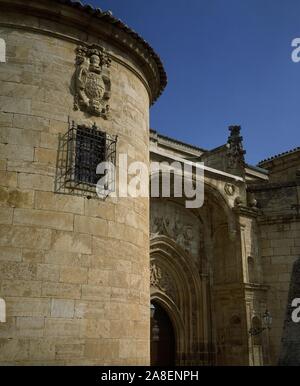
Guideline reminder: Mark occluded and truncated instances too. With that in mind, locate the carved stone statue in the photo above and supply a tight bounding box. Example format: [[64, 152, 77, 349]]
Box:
[[74, 45, 111, 118], [150, 262, 177, 302]]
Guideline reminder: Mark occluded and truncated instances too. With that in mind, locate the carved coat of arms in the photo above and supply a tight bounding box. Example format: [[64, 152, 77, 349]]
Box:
[[74, 45, 111, 118]]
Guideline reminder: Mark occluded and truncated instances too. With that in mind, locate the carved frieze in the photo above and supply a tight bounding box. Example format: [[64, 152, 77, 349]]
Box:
[[74, 45, 111, 118], [151, 202, 202, 258]]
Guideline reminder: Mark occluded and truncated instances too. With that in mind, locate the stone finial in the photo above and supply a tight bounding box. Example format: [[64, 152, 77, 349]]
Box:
[[226, 125, 246, 171]]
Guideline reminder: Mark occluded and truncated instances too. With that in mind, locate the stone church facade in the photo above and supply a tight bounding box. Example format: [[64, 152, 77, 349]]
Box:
[[0, 0, 299, 366]]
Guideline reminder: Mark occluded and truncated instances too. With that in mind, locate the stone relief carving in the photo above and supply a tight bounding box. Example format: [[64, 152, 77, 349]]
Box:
[[74, 45, 111, 118], [150, 262, 177, 302], [224, 183, 235, 196], [151, 212, 201, 258]]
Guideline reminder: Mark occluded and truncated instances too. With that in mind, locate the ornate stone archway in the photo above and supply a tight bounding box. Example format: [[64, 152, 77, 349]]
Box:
[[150, 228, 211, 365], [149, 180, 250, 366]]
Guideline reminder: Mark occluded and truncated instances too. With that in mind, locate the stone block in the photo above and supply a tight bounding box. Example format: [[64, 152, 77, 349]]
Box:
[[110, 320, 134, 339], [88, 269, 109, 286], [0, 207, 13, 224], [0, 246, 22, 262], [31, 100, 68, 122], [40, 132, 58, 149], [0, 338, 30, 361], [81, 285, 111, 301], [55, 342, 85, 360], [45, 318, 84, 337], [84, 319, 110, 339], [0, 159, 6, 171], [16, 317, 45, 337], [0, 317, 16, 338], [0, 261, 37, 281], [0, 127, 40, 147], [119, 338, 136, 359], [136, 339, 149, 359], [0, 143, 34, 161], [44, 250, 86, 267], [37, 264, 60, 282], [7, 297, 50, 317], [0, 96, 31, 114], [7, 189, 34, 208], [84, 199, 115, 221], [28, 339, 56, 361], [109, 271, 130, 289], [74, 215, 108, 237], [50, 231, 92, 254], [1, 279, 42, 297], [51, 299, 75, 318], [60, 266, 88, 284], [0, 112, 13, 127], [13, 208, 74, 231], [74, 301, 107, 320], [18, 173, 53, 191], [107, 221, 126, 240], [8, 160, 55, 176], [22, 249, 45, 263], [0, 171, 18, 187], [42, 282, 81, 299], [84, 340, 119, 360], [133, 321, 148, 339], [35, 191, 84, 215], [48, 119, 68, 135], [34, 148, 57, 165], [12, 114, 49, 131]]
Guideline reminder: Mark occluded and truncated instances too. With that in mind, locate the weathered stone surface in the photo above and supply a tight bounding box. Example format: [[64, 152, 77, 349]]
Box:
[[0, 172, 17, 188], [7, 189, 34, 208], [0, 207, 13, 224], [0, 0, 151, 366], [18, 173, 53, 191], [42, 282, 81, 299], [74, 215, 108, 237], [12, 114, 49, 131], [0, 225, 52, 249], [60, 266, 88, 284], [7, 297, 50, 317], [35, 191, 84, 214], [14, 208, 74, 231], [51, 299, 75, 318], [50, 231, 92, 254], [0, 246, 22, 262]]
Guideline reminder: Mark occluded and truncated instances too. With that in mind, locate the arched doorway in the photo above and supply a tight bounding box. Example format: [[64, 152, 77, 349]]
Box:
[[151, 302, 176, 366]]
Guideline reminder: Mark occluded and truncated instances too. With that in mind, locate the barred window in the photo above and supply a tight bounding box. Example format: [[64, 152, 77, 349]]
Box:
[[74, 126, 106, 185], [56, 122, 117, 198]]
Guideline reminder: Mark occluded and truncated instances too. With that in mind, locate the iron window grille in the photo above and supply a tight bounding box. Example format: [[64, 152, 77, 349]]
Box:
[[55, 121, 117, 198]]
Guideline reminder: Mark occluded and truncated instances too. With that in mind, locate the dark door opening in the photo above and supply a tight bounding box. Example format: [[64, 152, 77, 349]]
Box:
[[151, 302, 176, 366]]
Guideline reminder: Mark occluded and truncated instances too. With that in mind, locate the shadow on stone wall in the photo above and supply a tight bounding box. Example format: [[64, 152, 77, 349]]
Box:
[[278, 256, 300, 366]]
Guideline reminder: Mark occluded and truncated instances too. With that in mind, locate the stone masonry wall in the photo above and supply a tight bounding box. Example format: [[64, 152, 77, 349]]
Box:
[[259, 218, 300, 365], [0, 5, 152, 365]]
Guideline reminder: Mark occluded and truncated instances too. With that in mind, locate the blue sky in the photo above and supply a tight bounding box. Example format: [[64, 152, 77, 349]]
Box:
[[85, 0, 300, 165]]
